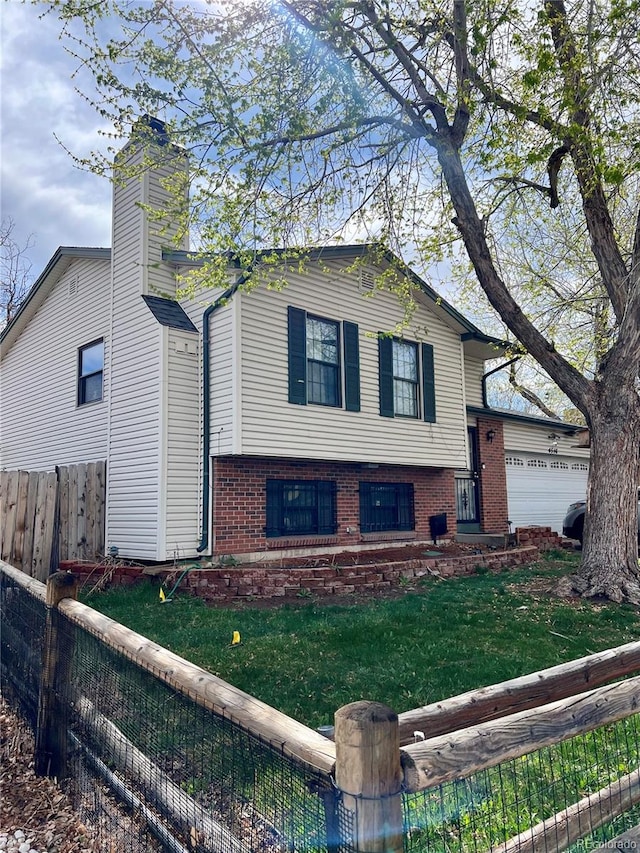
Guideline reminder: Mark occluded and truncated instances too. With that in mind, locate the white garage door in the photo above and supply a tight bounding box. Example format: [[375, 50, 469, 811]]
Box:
[[505, 454, 589, 533]]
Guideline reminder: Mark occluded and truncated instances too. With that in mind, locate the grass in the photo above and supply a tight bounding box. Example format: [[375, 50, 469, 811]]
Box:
[[81, 551, 640, 730]]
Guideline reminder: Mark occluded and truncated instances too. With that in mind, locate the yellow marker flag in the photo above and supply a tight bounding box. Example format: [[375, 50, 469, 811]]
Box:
[[159, 586, 166, 602], [231, 630, 241, 645]]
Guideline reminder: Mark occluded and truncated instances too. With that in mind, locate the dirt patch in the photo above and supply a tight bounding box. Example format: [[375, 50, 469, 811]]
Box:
[[0, 697, 103, 853], [235, 539, 502, 570]]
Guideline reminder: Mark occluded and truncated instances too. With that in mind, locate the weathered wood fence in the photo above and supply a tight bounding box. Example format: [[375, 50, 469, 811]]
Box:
[[0, 462, 105, 579]]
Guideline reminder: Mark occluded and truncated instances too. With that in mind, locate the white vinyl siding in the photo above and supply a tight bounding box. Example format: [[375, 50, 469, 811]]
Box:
[[463, 356, 485, 407], [163, 329, 200, 557], [0, 258, 110, 470], [503, 420, 590, 459], [179, 282, 236, 457], [105, 153, 186, 560], [236, 260, 468, 469]]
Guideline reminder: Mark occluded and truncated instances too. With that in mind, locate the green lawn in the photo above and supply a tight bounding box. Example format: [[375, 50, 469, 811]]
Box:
[[81, 552, 640, 729]]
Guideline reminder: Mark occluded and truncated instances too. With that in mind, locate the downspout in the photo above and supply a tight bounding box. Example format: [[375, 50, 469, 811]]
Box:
[[197, 273, 252, 553], [481, 356, 521, 408], [197, 302, 216, 553]]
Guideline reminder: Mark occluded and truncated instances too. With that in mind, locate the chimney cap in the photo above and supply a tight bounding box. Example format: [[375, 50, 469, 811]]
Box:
[[134, 114, 170, 146]]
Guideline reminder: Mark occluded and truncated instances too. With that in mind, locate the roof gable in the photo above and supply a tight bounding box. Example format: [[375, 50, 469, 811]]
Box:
[[1, 247, 111, 354]]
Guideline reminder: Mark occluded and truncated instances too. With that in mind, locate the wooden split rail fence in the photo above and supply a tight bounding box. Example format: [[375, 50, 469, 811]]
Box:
[[2, 558, 639, 853], [0, 462, 105, 579]]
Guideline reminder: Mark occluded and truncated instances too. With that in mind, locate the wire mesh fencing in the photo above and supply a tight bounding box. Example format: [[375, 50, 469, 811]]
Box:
[[402, 714, 640, 852], [0, 568, 333, 853]]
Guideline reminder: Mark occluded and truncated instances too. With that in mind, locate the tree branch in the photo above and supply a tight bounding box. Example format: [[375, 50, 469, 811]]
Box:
[[544, 0, 629, 321], [508, 364, 560, 420]]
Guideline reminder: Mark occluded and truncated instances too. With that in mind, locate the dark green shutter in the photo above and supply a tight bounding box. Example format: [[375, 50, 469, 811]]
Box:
[[288, 306, 307, 405], [378, 336, 394, 417], [422, 342, 436, 423], [343, 321, 360, 412], [317, 481, 337, 534], [265, 479, 282, 537]]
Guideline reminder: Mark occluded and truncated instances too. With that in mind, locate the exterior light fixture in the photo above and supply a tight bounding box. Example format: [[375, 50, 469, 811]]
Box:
[[486, 429, 496, 443]]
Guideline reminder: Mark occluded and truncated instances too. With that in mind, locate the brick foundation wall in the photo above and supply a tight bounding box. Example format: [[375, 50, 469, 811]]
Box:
[[477, 418, 510, 534], [63, 545, 539, 602], [212, 457, 456, 557], [515, 526, 565, 550]]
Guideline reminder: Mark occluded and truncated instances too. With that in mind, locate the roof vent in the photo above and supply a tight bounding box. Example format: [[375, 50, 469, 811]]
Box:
[[360, 269, 375, 291]]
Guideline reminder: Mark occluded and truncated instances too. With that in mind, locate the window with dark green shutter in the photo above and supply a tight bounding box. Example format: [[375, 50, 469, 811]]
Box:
[[359, 482, 415, 532], [287, 306, 360, 411], [378, 336, 394, 417], [343, 321, 361, 411], [265, 479, 337, 537], [378, 335, 436, 421]]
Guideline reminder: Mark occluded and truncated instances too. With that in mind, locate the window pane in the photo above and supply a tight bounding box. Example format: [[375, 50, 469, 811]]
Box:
[[394, 378, 418, 417], [82, 373, 103, 404], [308, 361, 339, 406], [306, 316, 340, 406], [392, 340, 417, 381], [307, 318, 338, 364], [80, 341, 104, 376]]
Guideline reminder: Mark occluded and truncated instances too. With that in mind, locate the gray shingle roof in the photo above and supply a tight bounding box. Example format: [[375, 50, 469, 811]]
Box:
[[142, 295, 197, 332]]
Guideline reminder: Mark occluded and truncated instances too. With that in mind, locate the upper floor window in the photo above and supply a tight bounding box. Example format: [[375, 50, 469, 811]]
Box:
[[306, 316, 341, 406], [378, 336, 436, 422], [78, 339, 104, 405], [392, 340, 419, 417], [288, 306, 360, 411]]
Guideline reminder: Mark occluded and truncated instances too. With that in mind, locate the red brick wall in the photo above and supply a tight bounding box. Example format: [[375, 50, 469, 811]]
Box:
[[212, 457, 456, 557], [477, 418, 510, 534], [62, 545, 538, 601]]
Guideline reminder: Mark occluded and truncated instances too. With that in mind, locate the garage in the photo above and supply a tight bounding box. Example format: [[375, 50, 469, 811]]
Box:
[[505, 453, 589, 533]]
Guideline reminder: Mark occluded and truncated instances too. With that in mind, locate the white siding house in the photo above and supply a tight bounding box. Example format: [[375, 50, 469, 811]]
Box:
[[1, 118, 589, 563]]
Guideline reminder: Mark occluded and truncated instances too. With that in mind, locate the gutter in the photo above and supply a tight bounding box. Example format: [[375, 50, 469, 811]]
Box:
[[197, 272, 252, 553]]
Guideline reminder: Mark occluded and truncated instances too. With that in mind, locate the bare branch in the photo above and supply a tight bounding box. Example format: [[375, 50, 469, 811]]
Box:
[[509, 363, 560, 419]]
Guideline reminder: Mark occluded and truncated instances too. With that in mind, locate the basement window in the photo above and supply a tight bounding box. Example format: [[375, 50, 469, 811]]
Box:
[[78, 339, 104, 405], [265, 479, 337, 537], [359, 482, 415, 533]]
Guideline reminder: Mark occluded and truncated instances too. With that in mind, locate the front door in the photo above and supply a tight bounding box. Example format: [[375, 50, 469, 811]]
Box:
[[456, 427, 481, 531]]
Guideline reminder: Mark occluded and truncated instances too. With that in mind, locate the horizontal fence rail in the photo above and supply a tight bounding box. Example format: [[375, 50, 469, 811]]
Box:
[[397, 639, 640, 744], [401, 677, 640, 791]]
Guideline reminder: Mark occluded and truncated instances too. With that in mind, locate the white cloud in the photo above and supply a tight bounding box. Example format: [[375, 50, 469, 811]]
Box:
[[1, 2, 113, 274]]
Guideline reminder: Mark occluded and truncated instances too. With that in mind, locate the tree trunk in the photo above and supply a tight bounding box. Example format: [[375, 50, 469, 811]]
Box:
[[433, 138, 640, 604], [573, 379, 640, 603]]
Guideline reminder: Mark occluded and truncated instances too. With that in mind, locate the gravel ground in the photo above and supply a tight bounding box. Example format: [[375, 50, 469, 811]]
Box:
[[0, 697, 103, 853]]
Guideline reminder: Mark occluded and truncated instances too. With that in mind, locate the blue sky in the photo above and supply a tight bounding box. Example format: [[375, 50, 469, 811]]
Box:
[[1, 2, 113, 275]]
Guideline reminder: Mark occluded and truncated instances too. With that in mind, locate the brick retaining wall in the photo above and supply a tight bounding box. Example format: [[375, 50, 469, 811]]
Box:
[[63, 544, 539, 602]]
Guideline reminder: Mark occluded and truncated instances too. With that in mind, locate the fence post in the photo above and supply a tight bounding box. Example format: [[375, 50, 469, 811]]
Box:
[[334, 701, 404, 853], [34, 571, 78, 778]]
